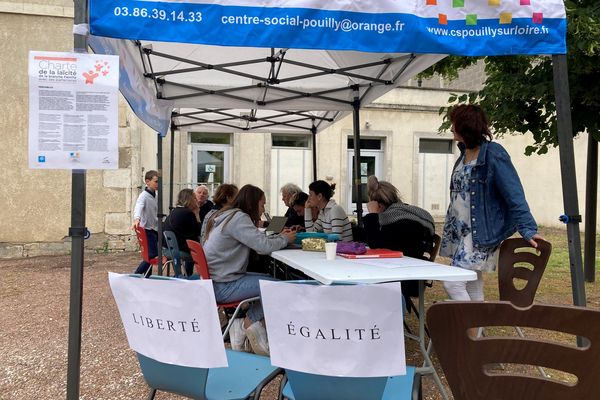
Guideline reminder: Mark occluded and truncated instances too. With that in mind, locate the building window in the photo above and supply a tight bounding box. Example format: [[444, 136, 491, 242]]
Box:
[[347, 138, 382, 150], [419, 138, 453, 154], [190, 132, 231, 145], [272, 134, 311, 149]]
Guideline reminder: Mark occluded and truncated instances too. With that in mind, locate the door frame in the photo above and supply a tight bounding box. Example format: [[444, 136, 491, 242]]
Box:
[[190, 143, 231, 196], [346, 148, 384, 213]]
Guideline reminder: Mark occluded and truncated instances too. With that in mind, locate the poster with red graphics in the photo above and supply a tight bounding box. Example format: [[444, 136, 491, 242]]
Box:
[[28, 51, 119, 169]]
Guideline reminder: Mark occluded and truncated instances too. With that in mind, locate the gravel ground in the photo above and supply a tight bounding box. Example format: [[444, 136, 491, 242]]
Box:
[[0, 252, 447, 399]]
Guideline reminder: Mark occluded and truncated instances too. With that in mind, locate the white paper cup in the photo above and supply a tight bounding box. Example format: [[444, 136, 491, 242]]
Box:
[[325, 242, 337, 260]]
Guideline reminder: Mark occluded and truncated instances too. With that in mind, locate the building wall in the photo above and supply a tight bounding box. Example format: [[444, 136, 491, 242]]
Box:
[[0, 2, 157, 257], [1, 2, 597, 258]]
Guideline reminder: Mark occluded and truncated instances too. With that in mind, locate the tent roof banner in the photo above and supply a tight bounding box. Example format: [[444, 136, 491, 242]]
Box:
[[87, 36, 444, 136], [89, 0, 566, 56]]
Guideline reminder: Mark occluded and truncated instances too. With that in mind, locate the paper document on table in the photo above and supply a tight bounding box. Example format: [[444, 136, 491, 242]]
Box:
[[353, 257, 437, 269]]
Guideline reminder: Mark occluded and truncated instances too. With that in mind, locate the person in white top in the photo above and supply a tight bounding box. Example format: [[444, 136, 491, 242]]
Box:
[[132, 170, 159, 275], [304, 180, 353, 242]]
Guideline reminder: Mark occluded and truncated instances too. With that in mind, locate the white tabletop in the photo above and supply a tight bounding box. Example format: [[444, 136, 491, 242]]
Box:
[[271, 249, 477, 285]]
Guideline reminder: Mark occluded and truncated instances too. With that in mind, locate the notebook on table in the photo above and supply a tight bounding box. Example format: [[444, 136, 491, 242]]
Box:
[[338, 248, 403, 259]]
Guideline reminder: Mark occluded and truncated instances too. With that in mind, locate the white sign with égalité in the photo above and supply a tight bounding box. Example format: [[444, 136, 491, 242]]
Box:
[[260, 280, 406, 377], [28, 51, 119, 169], [108, 273, 228, 368]]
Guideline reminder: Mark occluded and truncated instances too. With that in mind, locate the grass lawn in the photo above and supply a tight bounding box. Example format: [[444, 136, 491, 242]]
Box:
[[426, 225, 600, 306]]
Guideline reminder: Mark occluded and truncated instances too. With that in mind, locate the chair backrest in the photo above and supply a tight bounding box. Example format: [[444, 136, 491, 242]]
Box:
[[423, 233, 441, 262], [187, 239, 210, 280], [498, 238, 551, 307], [261, 281, 408, 400], [137, 352, 209, 400], [134, 225, 151, 263], [163, 231, 184, 277], [426, 301, 600, 400], [287, 370, 387, 400]]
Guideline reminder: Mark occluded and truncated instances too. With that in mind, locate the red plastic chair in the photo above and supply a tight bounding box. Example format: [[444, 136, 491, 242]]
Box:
[[187, 239, 259, 340], [134, 225, 171, 277]]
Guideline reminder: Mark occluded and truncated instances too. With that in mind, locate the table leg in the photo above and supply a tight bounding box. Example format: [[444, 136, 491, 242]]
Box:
[[415, 280, 448, 400]]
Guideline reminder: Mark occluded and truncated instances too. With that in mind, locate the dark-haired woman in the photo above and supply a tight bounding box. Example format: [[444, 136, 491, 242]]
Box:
[[163, 188, 201, 276], [304, 180, 353, 242], [201, 183, 238, 237], [440, 104, 542, 302], [288, 192, 318, 230], [203, 184, 296, 356]]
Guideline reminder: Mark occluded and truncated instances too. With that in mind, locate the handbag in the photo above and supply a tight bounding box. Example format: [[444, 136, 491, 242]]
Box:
[[336, 241, 367, 255]]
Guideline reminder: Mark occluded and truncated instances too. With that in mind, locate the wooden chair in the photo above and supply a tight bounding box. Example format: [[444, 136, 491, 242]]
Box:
[[186, 239, 259, 341], [426, 301, 600, 400], [423, 233, 441, 263], [404, 233, 441, 340], [498, 237, 552, 307], [498, 237, 552, 376], [133, 225, 171, 277]]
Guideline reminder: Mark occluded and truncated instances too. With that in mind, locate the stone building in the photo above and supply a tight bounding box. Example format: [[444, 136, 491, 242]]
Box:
[[0, 1, 594, 258]]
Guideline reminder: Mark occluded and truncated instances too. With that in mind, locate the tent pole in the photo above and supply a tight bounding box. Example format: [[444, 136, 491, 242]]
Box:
[[352, 87, 363, 227], [157, 134, 164, 275], [66, 1, 87, 399], [169, 121, 175, 210], [584, 134, 597, 282], [311, 123, 317, 181], [552, 55, 586, 311]]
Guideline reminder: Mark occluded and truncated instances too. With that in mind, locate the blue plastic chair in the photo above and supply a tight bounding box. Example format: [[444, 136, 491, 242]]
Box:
[[282, 368, 420, 400], [124, 275, 282, 400], [138, 350, 280, 400], [262, 281, 421, 400], [163, 230, 198, 279]]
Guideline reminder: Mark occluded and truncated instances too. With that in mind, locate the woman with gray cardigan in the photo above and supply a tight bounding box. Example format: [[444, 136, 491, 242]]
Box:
[[202, 184, 296, 356]]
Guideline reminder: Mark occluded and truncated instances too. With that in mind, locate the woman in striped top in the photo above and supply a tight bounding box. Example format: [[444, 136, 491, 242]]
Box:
[[304, 180, 353, 242]]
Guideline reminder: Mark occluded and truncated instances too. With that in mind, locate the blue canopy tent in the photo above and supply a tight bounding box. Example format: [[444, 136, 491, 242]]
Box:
[[67, 0, 578, 399]]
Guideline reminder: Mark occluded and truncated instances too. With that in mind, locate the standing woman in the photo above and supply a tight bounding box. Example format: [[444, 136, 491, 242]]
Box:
[[440, 104, 542, 301], [203, 184, 296, 355], [304, 180, 353, 242]]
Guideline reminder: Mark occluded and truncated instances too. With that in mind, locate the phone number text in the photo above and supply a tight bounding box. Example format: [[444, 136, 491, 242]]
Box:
[[112, 7, 203, 23]]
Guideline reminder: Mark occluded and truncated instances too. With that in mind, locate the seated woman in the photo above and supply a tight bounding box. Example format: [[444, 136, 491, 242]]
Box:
[[280, 183, 304, 227], [163, 189, 201, 276], [304, 180, 353, 242], [363, 175, 435, 298], [202, 184, 296, 356], [200, 183, 238, 237]]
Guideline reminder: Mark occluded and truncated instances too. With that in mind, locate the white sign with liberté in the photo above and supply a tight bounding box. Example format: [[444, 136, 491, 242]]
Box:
[[28, 51, 119, 169], [260, 280, 406, 377], [109, 273, 228, 368]]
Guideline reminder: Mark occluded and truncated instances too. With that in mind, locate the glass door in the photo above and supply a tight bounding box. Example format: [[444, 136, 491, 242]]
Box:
[[192, 144, 230, 196], [347, 150, 383, 214]]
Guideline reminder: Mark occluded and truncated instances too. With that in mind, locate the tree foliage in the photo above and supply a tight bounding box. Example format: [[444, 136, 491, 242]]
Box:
[[421, 0, 600, 155]]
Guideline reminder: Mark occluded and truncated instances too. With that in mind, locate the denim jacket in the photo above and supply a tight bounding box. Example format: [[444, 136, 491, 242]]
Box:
[[451, 140, 537, 247]]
